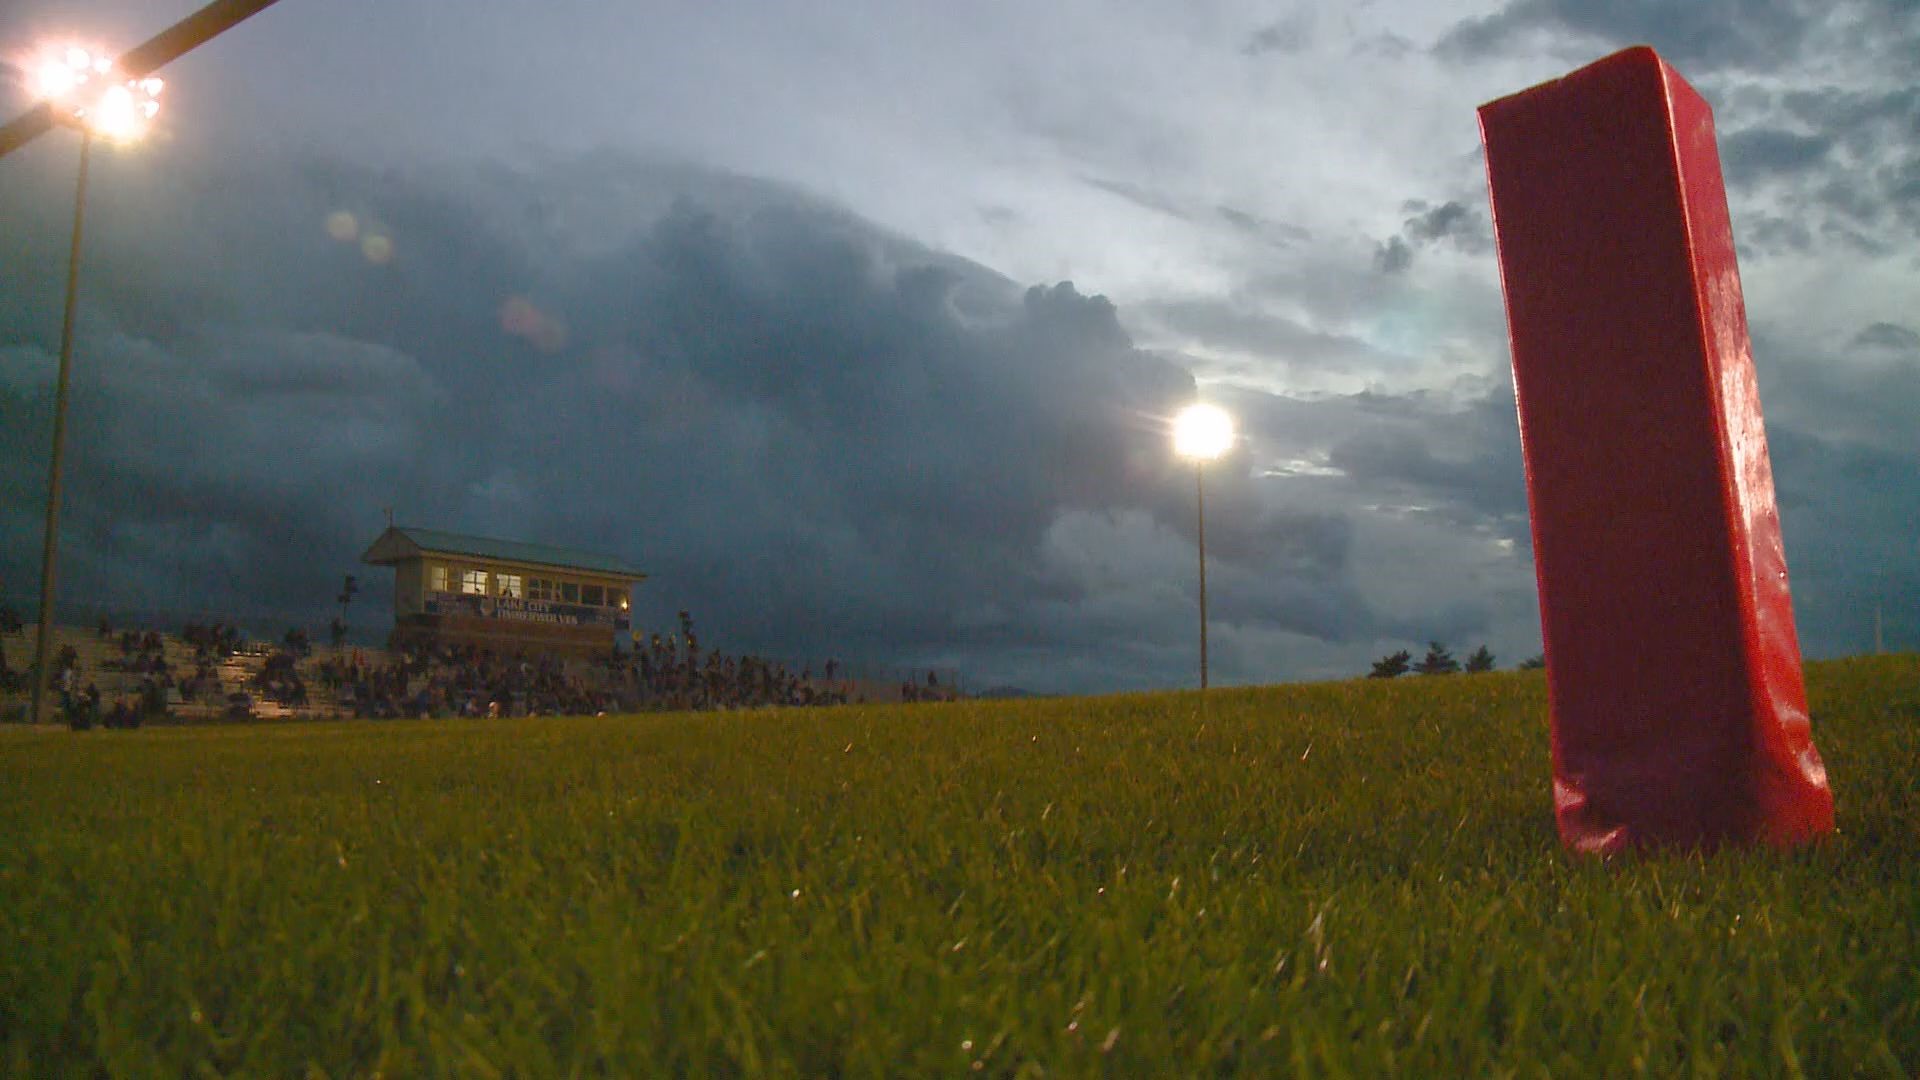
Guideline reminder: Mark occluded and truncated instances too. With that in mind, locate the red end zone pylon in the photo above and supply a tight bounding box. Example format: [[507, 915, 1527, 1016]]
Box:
[[1479, 47, 1835, 852]]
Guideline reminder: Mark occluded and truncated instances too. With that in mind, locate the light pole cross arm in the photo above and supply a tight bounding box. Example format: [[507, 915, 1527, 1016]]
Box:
[[0, 0, 283, 160]]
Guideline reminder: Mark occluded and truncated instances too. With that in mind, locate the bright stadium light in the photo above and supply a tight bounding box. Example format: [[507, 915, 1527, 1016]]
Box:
[[34, 54, 82, 99], [1172, 402, 1235, 462], [1171, 402, 1235, 691], [31, 45, 164, 143], [23, 43, 167, 726]]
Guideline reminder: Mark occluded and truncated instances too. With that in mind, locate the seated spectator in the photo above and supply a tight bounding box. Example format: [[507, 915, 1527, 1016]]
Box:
[[104, 697, 139, 729], [140, 678, 167, 721]]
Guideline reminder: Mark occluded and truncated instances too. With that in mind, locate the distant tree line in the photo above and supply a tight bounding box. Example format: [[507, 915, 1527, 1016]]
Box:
[[1366, 642, 1545, 678]]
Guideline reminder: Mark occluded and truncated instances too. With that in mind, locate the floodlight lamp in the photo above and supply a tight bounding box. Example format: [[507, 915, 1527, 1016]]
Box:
[[35, 57, 81, 99], [77, 78, 163, 142], [1172, 402, 1235, 461], [90, 84, 142, 139], [32, 44, 163, 142]]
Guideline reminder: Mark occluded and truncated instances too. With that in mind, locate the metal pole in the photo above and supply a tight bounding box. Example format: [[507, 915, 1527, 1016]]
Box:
[[29, 130, 92, 725], [1196, 460, 1208, 691]]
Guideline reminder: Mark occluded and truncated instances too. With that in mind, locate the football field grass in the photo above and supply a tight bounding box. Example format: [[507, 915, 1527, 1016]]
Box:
[[3, 655, 1917, 1076]]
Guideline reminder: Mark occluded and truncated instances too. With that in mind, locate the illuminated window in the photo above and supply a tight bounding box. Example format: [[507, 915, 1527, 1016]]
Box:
[[528, 578, 554, 601], [583, 585, 605, 607], [560, 581, 580, 603], [461, 569, 488, 595], [429, 564, 448, 592], [495, 573, 522, 599]]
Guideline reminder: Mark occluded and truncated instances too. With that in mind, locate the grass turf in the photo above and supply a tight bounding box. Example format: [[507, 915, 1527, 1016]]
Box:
[[2, 655, 1917, 1076]]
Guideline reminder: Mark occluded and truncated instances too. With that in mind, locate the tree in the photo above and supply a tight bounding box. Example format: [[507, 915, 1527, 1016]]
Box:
[[1414, 641, 1460, 675], [1368, 650, 1412, 678], [334, 574, 359, 645], [1518, 654, 1546, 670], [1464, 645, 1496, 673]]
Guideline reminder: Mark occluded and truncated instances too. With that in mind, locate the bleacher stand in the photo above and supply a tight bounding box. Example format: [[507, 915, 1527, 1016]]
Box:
[[0, 611, 912, 725]]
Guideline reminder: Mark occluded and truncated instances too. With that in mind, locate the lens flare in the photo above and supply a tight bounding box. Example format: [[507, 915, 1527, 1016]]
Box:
[[34, 58, 80, 99], [324, 210, 359, 242], [1172, 403, 1235, 461], [499, 295, 568, 352], [89, 83, 142, 140]]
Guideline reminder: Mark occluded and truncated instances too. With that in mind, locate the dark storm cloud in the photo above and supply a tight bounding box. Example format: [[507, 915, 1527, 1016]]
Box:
[[1216, 206, 1312, 248], [1757, 326, 1920, 461], [4, 149, 1459, 690], [1433, 0, 1817, 70], [1229, 379, 1531, 543], [1721, 127, 1834, 185], [1210, 378, 1536, 659], [0, 328, 445, 622], [1735, 78, 1920, 254], [1373, 236, 1414, 275], [1768, 426, 1920, 656], [1371, 199, 1491, 275], [1402, 201, 1489, 250], [1241, 11, 1316, 57], [1133, 298, 1396, 376], [1852, 322, 1920, 352], [1434, 1, 1920, 260], [1079, 175, 1192, 221], [1353, 31, 1418, 60], [1780, 86, 1920, 156]]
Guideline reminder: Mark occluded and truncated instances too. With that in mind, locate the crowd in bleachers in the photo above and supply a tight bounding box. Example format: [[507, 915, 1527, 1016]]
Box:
[[1, 604, 958, 727], [899, 669, 960, 703], [316, 645, 617, 720], [0, 604, 23, 696], [316, 612, 853, 720], [623, 625, 847, 712]]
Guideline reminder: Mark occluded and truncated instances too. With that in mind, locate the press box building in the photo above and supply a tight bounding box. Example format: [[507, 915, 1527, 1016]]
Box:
[[361, 526, 644, 657]]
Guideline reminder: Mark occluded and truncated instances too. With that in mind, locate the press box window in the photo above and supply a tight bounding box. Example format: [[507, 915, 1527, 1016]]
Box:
[[460, 569, 488, 595], [495, 573, 523, 600], [560, 582, 581, 603], [582, 585, 605, 607], [429, 565, 449, 592], [528, 578, 554, 601]]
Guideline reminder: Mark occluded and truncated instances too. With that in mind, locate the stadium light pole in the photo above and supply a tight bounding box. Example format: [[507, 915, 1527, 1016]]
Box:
[[1172, 402, 1234, 691], [25, 48, 165, 725]]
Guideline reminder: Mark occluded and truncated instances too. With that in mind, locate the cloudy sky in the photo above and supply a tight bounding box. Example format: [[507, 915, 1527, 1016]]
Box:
[[1, 0, 1915, 693]]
